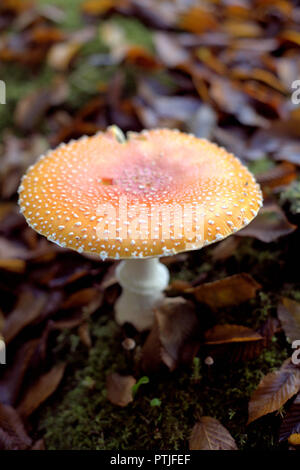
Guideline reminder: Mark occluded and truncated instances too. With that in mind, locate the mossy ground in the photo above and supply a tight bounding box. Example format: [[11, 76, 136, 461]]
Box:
[[35, 235, 297, 450]]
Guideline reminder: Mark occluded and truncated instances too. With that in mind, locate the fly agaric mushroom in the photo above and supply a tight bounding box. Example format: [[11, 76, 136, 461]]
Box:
[[18, 127, 262, 331]]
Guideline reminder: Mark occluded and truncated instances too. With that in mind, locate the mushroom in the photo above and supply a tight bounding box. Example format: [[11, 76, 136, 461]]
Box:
[[18, 127, 262, 331]]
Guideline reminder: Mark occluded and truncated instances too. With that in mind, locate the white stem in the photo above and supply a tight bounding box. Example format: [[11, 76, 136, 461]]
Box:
[[115, 258, 170, 331]]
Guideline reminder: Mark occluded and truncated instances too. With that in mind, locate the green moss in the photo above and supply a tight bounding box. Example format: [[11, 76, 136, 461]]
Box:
[[37, 0, 84, 30], [247, 157, 275, 176], [280, 180, 300, 215], [100, 15, 154, 53], [0, 64, 55, 132], [37, 298, 289, 450]]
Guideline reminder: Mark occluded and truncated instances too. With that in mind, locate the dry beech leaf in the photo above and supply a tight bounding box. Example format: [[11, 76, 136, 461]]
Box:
[[248, 359, 300, 425], [3, 288, 48, 343], [153, 32, 190, 67], [0, 258, 25, 273], [288, 433, 300, 447], [279, 393, 300, 442], [78, 322, 92, 348], [256, 162, 297, 192], [179, 7, 217, 34], [0, 404, 32, 450], [17, 363, 66, 419], [205, 324, 263, 345], [188, 273, 261, 310], [277, 298, 300, 344], [141, 297, 199, 373], [0, 339, 39, 405], [211, 236, 240, 262], [31, 438, 45, 450], [106, 373, 136, 407], [237, 201, 297, 243], [62, 287, 101, 310], [189, 416, 238, 450]]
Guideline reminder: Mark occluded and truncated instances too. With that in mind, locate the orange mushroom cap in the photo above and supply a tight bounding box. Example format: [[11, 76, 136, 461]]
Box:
[[18, 128, 262, 260]]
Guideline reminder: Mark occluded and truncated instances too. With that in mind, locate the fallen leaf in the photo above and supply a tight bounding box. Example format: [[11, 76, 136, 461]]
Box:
[[61, 287, 101, 310], [179, 7, 218, 34], [248, 359, 300, 424], [205, 324, 263, 345], [17, 363, 66, 419], [0, 404, 32, 450], [0, 339, 39, 405], [189, 273, 261, 310], [0, 258, 25, 273], [141, 297, 199, 372], [3, 288, 48, 343], [106, 373, 136, 407], [31, 438, 45, 450], [279, 393, 300, 442], [277, 298, 300, 344], [153, 32, 190, 67], [288, 433, 300, 447], [211, 237, 240, 262], [78, 322, 92, 348], [256, 162, 297, 192], [189, 416, 238, 450], [237, 201, 297, 243]]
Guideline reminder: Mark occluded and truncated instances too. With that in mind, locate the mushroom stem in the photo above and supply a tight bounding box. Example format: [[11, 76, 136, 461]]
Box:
[[115, 258, 170, 331]]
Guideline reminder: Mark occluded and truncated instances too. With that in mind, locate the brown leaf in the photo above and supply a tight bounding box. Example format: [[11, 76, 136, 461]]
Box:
[[78, 322, 92, 348], [256, 162, 297, 192], [141, 297, 199, 372], [189, 416, 238, 450], [31, 438, 45, 450], [47, 41, 80, 71], [205, 324, 263, 345], [62, 287, 101, 310], [278, 298, 300, 344], [248, 359, 300, 424], [189, 273, 261, 310], [0, 404, 32, 450], [0, 258, 25, 273], [17, 363, 66, 419], [0, 339, 39, 405], [106, 373, 136, 407], [3, 288, 48, 343], [157, 297, 199, 370], [179, 7, 218, 34], [153, 32, 190, 67], [237, 201, 297, 243], [279, 393, 300, 442], [211, 236, 240, 262]]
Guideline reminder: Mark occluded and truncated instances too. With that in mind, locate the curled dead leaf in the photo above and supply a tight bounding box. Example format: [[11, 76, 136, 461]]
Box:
[[189, 416, 238, 450], [0, 404, 32, 450], [277, 298, 300, 344], [17, 363, 66, 419], [237, 201, 297, 243], [141, 297, 199, 372], [279, 393, 300, 442], [188, 273, 261, 310], [106, 373, 136, 407], [248, 359, 300, 424], [3, 288, 48, 343], [205, 324, 263, 345]]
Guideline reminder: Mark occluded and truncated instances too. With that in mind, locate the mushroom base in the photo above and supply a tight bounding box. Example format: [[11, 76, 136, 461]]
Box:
[[115, 258, 170, 331]]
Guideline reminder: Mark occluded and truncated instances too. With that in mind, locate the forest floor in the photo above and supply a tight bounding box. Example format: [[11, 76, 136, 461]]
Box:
[[0, 0, 299, 451]]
